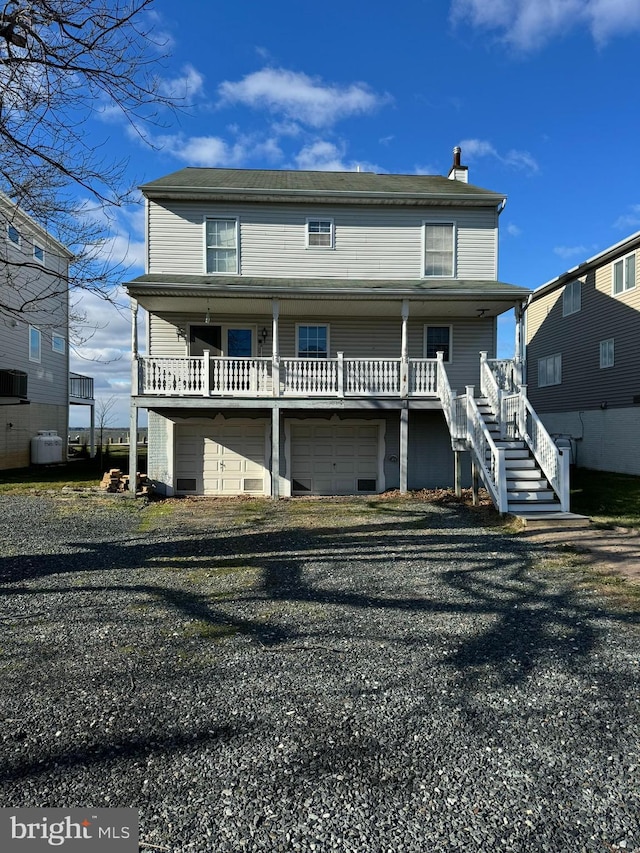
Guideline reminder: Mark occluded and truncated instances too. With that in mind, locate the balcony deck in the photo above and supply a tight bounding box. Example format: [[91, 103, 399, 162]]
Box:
[[136, 355, 440, 399]]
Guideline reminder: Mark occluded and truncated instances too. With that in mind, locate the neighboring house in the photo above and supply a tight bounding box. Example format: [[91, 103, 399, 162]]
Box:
[[0, 194, 95, 470], [125, 149, 571, 514], [525, 231, 640, 475]]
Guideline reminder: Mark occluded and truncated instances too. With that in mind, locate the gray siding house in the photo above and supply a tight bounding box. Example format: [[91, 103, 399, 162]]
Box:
[[525, 231, 640, 474], [126, 150, 571, 514], [0, 194, 94, 469]]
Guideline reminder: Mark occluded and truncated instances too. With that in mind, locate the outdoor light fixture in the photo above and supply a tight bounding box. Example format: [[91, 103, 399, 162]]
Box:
[[260, 327, 268, 344], [205, 303, 211, 324]]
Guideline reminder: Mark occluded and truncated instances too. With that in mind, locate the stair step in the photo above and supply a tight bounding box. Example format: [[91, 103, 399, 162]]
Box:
[[508, 501, 563, 513], [507, 478, 550, 490], [507, 490, 556, 501], [504, 459, 538, 469]]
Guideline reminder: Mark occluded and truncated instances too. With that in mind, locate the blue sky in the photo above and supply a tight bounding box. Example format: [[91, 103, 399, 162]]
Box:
[[70, 0, 640, 426]]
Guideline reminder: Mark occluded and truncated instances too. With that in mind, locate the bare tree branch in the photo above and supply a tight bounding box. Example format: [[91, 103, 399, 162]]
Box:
[[0, 0, 178, 324]]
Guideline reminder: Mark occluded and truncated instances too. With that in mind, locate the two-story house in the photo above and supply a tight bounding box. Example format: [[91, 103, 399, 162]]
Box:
[[125, 149, 572, 514], [0, 193, 95, 469], [525, 231, 640, 475]]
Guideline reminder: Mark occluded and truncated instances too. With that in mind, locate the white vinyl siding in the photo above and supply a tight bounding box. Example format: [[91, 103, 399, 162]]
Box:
[[205, 218, 238, 274], [148, 201, 498, 280], [538, 354, 561, 388], [612, 252, 636, 295], [424, 222, 455, 277], [562, 280, 581, 316], [599, 338, 614, 368]]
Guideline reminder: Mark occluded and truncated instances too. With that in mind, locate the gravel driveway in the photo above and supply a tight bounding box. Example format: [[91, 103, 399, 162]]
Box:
[[0, 491, 638, 852]]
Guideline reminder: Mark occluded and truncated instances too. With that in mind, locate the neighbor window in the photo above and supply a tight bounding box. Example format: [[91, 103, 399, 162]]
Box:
[[7, 224, 20, 245], [612, 252, 636, 295], [600, 338, 614, 369], [306, 219, 334, 248], [33, 242, 45, 263], [424, 326, 452, 361], [205, 218, 238, 273], [538, 353, 562, 387], [562, 280, 581, 316], [297, 325, 328, 358], [424, 222, 454, 277], [29, 326, 41, 363], [52, 333, 65, 354]]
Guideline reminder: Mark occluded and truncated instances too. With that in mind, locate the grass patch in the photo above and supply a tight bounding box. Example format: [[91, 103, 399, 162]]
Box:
[[570, 467, 640, 530], [183, 620, 239, 640], [0, 450, 148, 495]]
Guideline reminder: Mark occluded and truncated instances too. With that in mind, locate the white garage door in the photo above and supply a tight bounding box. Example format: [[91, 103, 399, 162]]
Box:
[[290, 422, 381, 495], [175, 420, 268, 495]]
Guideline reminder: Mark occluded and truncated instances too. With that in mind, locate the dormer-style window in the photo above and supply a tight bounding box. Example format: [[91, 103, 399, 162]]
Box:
[[205, 218, 238, 274], [424, 222, 455, 277], [612, 251, 636, 295], [306, 219, 334, 248], [562, 280, 581, 316]]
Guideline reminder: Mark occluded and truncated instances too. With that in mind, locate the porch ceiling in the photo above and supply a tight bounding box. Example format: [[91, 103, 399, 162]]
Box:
[[126, 275, 530, 319]]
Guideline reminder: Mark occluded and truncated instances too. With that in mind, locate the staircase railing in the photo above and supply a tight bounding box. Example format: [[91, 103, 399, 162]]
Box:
[[482, 354, 570, 512], [436, 353, 465, 441], [463, 386, 508, 513]]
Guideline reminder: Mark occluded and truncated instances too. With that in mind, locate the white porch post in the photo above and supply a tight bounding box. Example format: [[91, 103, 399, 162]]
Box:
[[399, 405, 409, 494], [128, 298, 139, 487], [271, 405, 280, 498], [272, 299, 280, 398], [515, 303, 525, 386], [400, 299, 409, 397]]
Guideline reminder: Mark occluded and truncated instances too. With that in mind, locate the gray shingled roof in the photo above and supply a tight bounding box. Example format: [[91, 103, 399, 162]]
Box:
[[140, 168, 505, 205], [126, 273, 529, 299]]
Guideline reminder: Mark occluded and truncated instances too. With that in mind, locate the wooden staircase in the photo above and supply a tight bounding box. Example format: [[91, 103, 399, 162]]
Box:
[[475, 397, 564, 515]]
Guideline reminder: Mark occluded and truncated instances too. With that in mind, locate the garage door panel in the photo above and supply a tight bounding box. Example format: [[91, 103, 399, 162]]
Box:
[[290, 421, 381, 495], [176, 420, 267, 496]]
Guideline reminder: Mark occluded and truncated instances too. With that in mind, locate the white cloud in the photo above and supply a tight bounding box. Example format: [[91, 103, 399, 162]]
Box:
[[553, 244, 589, 259], [293, 141, 381, 173], [154, 134, 247, 167], [218, 67, 390, 128], [459, 138, 540, 173], [157, 64, 205, 100], [506, 223, 522, 237], [450, 0, 640, 50], [613, 204, 640, 231]]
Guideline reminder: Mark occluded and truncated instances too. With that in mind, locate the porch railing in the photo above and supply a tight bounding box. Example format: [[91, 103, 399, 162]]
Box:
[[69, 372, 94, 402], [137, 353, 440, 399]]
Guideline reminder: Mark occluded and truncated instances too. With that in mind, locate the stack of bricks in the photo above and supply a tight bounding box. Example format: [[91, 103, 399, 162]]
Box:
[[100, 469, 151, 495]]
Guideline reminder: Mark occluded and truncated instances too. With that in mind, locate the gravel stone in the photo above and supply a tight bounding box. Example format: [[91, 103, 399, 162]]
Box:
[[0, 492, 638, 852]]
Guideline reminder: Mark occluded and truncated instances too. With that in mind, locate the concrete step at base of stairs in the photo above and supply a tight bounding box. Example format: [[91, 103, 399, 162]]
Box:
[[512, 512, 591, 529]]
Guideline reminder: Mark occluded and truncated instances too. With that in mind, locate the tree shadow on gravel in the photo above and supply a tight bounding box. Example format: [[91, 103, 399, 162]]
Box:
[[1, 500, 638, 689]]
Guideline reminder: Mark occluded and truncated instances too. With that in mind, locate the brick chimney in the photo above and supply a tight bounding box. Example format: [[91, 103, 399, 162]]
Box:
[[447, 146, 468, 183]]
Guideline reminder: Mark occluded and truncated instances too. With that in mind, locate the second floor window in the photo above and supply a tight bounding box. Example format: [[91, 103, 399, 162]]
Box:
[[562, 280, 581, 316], [52, 333, 66, 354], [307, 219, 334, 248], [424, 223, 454, 277], [538, 353, 561, 387], [7, 224, 20, 245], [297, 325, 328, 358], [29, 326, 41, 363], [205, 218, 238, 273], [33, 242, 45, 263], [612, 252, 636, 295], [600, 339, 614, 369]]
